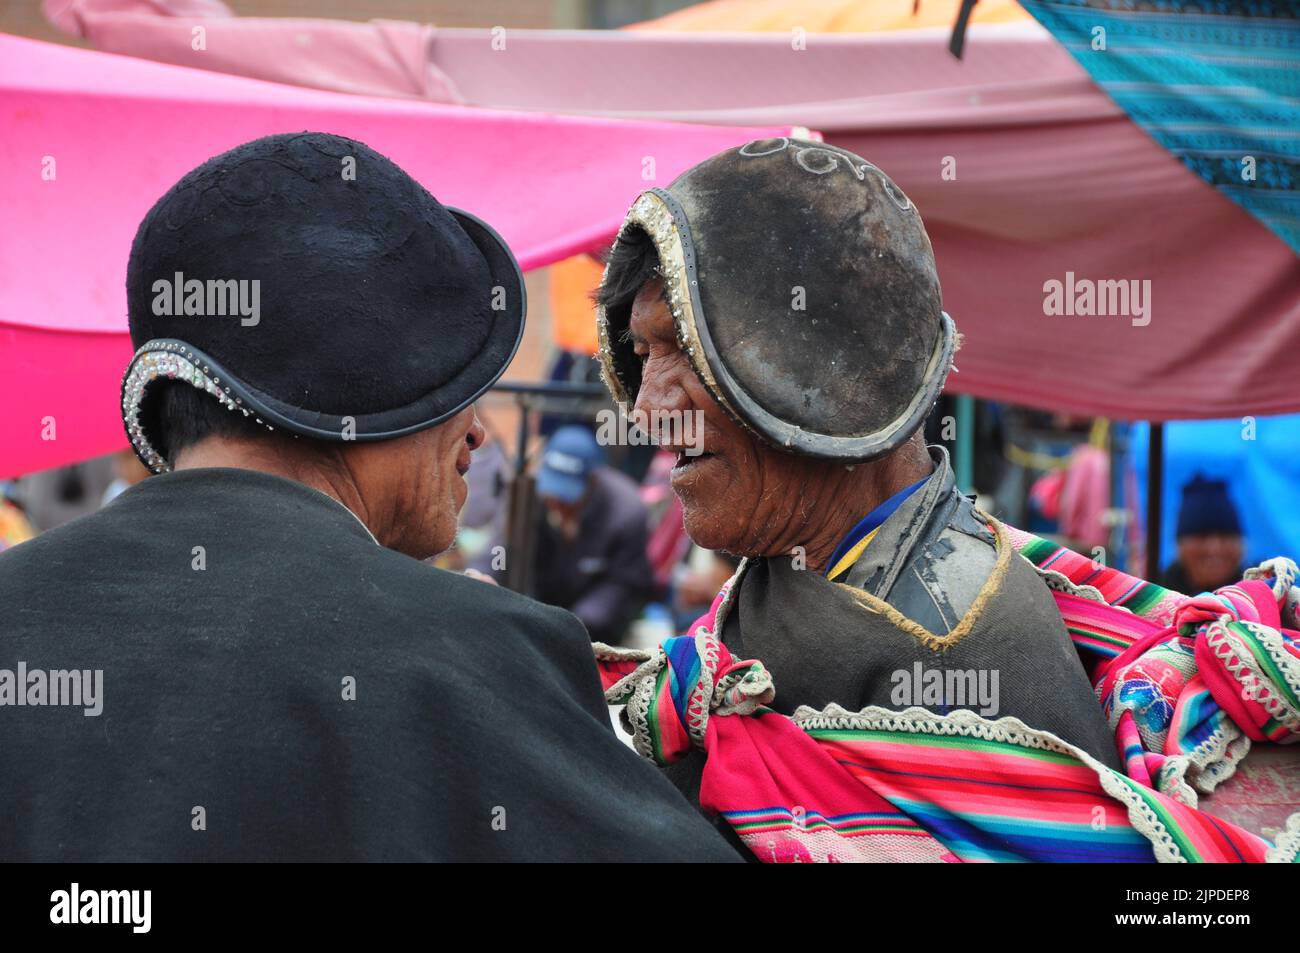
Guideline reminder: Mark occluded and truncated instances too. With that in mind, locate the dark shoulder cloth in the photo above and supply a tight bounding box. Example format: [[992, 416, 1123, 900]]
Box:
[[726, 529, 1121, 770], [664, 522, 1121, 819], [0, 468, 737, 862]]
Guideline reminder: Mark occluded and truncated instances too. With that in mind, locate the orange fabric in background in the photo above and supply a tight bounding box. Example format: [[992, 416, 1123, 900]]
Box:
[[632, 0, 1030, 32], [550, 254, 605, 355]]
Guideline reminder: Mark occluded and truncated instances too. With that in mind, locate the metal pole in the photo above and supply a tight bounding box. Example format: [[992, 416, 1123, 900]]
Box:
[[1146, 422, 1164, 578], [503, 393, 534, 595], [954, 394, 975, 495], [1106, 421, 1129, 573]]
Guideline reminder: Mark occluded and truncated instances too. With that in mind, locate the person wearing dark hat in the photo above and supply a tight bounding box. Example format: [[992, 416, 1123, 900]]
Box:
[[1159, 474, 1246, 594], [481, 426, 653, 643], [595, 138, 1121, 815], [0, 132, 736, 862]]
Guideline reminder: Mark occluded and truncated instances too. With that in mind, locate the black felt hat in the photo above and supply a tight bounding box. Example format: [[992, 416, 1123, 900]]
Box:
[[597, 137, 955, 462], [122, 132, 525, 472]]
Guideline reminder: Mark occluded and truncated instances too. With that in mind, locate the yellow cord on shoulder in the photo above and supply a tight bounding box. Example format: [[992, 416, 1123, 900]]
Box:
[[826, 527, 881, 582]]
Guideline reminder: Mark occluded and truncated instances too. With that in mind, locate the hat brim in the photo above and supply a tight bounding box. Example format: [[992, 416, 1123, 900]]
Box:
[[598, 189, 953, 463], [122, 208, 526, 472], [535, 468, 587, 504]]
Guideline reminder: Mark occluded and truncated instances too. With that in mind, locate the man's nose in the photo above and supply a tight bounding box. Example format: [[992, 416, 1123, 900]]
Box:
[[633, 360, 692, 425], [465, 408, 485, 451]]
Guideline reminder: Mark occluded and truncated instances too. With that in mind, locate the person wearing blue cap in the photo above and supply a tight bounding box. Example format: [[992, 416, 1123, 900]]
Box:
[[1159, 474, 1246, 594], [487, 426, 653, 643], [536, 425, 607, 507]]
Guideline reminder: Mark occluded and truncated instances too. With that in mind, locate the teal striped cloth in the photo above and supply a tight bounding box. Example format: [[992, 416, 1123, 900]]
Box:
[[1020, 0, 1300, 254]]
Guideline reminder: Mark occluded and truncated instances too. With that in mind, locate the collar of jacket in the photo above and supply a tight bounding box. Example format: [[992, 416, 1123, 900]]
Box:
[[840, 445, 965, 597], [115, 467, 381, 546]]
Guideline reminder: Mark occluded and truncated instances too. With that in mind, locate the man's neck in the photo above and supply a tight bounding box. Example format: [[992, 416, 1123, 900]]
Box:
[[172, 437, 375, 533], [798, 444, 934, 575]]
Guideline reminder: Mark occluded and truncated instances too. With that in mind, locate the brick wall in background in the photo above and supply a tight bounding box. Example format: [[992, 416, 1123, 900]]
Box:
[[2, 0, 79, 44], [0, 0, 593, 47], [222, 0, 579, 28]]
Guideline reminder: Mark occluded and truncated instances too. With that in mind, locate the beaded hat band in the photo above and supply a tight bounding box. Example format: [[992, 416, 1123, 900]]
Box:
[[121, 340, 279, 474]]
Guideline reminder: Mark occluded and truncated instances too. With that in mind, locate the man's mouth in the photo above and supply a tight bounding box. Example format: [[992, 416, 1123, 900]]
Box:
[[455, 453, 472, 477], [671, 449, 714, 475]]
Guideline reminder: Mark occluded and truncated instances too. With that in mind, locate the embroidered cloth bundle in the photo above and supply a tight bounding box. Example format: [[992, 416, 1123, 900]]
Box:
[[596, 524, 1300, 863]]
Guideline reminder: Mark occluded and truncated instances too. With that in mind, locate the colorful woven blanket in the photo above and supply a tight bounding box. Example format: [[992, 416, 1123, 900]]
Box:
[[596, 523, 1300, 863]]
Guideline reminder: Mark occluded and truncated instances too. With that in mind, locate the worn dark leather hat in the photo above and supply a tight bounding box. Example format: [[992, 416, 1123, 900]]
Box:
[[122, 131, 525, 472], [597, 137, 955, 462]]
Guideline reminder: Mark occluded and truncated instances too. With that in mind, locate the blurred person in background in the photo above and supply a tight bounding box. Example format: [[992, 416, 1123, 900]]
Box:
[[1159, 474, 1245, 594], [100, 447, 152, 506], [672, 548, 742, 633], [15, 456, 115, 532], [0, 481, 36, 553], [483, 425, 654, 643]]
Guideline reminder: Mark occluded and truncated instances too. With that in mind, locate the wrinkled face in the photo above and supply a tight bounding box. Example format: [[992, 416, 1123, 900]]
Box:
[[1177, 533, 1243, 591], [628, 280, 832, 556], [541, 493, 583, 541], [541, 494, 583, 524], [350, 404, 484, 559]]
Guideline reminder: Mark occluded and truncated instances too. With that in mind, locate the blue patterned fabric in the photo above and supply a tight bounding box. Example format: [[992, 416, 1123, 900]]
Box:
[[1020, 0, 1300, 254]]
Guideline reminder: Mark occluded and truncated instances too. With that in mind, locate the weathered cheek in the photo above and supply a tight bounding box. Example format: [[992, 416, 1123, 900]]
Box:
[[749, 447, 807, 520], [633, 358, 692, 417]]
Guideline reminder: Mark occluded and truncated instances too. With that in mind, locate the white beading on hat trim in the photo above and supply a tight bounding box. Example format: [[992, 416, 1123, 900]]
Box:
[[121, 340, 275, 474]]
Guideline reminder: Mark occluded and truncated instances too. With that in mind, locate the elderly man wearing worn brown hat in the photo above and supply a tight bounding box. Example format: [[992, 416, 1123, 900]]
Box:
[[0, 132, 737, 863], [594, 138, 1121, 827]]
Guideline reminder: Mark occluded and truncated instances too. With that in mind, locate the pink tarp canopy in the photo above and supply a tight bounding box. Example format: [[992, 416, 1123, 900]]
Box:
[[0, 32, 791, 477], [43, 0, 1300, 428]]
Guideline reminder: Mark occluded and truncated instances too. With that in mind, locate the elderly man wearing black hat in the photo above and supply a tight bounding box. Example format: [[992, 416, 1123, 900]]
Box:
[[595, 138, 1122, 811], [0, 132, 737, 862]]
